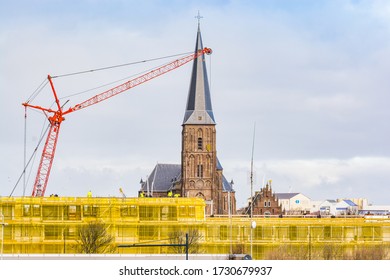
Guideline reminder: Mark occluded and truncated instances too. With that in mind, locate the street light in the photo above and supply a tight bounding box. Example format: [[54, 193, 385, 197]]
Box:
[[250, 220, 256, 258]]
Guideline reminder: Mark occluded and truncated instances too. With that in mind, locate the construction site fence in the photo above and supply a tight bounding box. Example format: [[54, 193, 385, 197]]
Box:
[[1, 196, 390, 260]]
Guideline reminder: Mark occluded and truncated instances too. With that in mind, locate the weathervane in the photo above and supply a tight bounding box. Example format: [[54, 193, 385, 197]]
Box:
[[195, 10, 203, 26]]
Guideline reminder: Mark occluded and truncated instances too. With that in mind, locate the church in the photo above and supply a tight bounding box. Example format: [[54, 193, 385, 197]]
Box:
[[139, 24, 236, 216]]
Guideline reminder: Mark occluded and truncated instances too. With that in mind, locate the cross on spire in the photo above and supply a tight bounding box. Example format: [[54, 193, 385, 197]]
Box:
[[195, 11, 203, 26]]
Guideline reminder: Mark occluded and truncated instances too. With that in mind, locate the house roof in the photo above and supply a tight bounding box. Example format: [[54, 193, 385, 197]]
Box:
[[343, 199, 358, 207], [275, 193, 300, 200]]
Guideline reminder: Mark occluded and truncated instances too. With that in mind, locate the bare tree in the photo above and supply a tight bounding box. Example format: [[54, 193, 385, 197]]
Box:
[[168, 228, 203, 254], [77, 221, 115, 254], [351, 245, 389, 260]]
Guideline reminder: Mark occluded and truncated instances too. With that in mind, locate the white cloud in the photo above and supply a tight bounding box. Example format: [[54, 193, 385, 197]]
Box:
[[223, 156, 390, 207]]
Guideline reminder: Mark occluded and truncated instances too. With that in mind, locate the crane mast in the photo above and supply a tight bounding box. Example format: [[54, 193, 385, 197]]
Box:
[[23, 48, 212, 197]]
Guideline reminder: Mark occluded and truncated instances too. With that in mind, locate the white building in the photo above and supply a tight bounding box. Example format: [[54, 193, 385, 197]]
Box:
[[310, 200, 323, 214], [319, 199, 358, 216], [276, 193, 311, 214], [359, 205, 390, 215]]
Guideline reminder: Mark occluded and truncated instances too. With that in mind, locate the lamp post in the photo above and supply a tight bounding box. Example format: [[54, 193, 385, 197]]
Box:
[[1, 214, 9, 260], [250, 220, 256, 258]]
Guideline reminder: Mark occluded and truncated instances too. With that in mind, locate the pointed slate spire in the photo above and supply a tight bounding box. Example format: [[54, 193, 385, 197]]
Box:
[[183, 25, 216, 125]]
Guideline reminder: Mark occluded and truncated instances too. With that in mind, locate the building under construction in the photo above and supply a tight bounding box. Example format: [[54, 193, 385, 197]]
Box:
[[1, 196, 390, 260]]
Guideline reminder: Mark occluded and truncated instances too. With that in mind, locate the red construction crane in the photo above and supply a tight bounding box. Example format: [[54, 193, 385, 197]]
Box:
[[23, 47, 212, 197]]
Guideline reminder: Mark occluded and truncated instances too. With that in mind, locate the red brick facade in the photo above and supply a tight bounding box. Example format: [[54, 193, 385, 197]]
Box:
[[247, 181, 281, 216]]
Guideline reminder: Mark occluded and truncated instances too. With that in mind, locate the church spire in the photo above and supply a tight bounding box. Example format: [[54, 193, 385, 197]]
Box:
[[183, 23, 215, 125]]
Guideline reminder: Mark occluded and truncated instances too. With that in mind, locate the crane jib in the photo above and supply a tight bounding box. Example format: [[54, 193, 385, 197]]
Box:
[[28, 47, 211, 196]]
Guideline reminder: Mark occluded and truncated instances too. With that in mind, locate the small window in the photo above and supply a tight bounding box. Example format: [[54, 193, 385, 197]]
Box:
[[32, 205, 41, 216], [121, 205, 137, 217], [179, 206, 188, 216], [264, 201, 267, 207], [83, 205, 98, 217], [197, 137, 203, 150], [68, 205, 77, 215], [188, 206, 195, 217], [23, 205, 31, 216], [268, 201, 271, 207], [220, 225, 228, 240]]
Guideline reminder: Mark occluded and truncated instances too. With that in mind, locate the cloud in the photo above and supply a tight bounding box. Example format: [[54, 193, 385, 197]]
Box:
[[224, 156, 390, 207]]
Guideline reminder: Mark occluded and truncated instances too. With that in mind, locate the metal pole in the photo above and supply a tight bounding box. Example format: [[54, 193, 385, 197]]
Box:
[[308, 226, 311, 260], [229, 180, 234, 256], [63, 226, 66, 254], [185, 233, 189, 260], [1, 214, 3, 260], [250, 123, 256, 258], [228, 189, 232, 255], [1, 214, 8, 260]]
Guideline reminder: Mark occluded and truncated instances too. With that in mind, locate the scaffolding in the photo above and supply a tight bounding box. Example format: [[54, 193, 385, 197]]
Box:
[[1, 196, 390, 259]]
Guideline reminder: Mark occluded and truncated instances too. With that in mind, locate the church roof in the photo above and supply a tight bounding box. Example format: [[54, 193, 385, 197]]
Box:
[[141, 163, 181, 193], [222, 176, 234, 192], [216, 158, 223, 170], [183, 25, 215, 125], [142, 160, 234, 193]]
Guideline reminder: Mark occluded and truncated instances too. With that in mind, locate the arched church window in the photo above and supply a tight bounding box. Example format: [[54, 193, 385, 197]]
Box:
[[189, 155, 195, 177], [197, 129, 203, 150], [197, 164, 203, 178], [195, 192, 205, 199], [197, 137, 203, 150], [206, 155, 211, 177]]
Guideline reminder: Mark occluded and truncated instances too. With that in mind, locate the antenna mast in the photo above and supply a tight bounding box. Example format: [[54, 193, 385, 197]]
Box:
[[250, 122, 256, 257]]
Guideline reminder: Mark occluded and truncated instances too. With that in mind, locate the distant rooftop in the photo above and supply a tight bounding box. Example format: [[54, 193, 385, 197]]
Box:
[[275, 193, 300, 200]]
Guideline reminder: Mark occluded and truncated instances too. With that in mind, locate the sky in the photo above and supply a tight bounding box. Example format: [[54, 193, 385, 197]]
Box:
[[1, 0, 390, 208]]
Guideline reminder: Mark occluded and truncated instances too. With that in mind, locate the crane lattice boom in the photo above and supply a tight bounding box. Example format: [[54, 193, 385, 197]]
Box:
[[23, 47, 212, 197]]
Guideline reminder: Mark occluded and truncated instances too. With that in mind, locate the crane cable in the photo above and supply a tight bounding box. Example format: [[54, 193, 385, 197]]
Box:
[[16, 51, 193, 196], [25, 78, 49, 104], [51, 51, 193, 79], [10, 120, 51, 197], [57, 51, 194, 101], [13, 97, 71, 197]]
